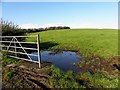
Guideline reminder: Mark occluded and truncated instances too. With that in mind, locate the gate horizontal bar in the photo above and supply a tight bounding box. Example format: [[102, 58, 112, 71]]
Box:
[[2, 50, 38, 56], [0, 45, 38, 50], [0, 36, 37, 38], [0, 41, 37, 44], [8, 55, 39, 63]]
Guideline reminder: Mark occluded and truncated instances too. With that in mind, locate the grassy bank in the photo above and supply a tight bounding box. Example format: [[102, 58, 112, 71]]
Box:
[[26, 29, 118, 58]]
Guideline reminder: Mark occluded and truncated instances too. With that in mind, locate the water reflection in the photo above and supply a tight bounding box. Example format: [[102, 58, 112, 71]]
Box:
[[30, 51, 82, 72]]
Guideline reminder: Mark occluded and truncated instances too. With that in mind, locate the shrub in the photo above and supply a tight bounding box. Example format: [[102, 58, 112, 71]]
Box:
[[0, 19, 26, 36]]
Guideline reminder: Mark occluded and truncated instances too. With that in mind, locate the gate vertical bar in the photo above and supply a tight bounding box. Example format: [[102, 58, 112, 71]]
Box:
[[14, 37, 17, 57], [37, 34, 41, 68]]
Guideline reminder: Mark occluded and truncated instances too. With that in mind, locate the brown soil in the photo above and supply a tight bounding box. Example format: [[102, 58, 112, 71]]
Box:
[[76, 56, 119, 78], [2, 61, 52, 89]]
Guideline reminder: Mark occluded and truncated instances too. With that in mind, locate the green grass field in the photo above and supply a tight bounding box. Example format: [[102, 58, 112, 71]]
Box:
[[26, 29, 118, 58], [3, 29, 118, 88]]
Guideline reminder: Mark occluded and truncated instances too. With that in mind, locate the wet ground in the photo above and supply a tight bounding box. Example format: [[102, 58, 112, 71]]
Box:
[[30, 51, 82, 72]]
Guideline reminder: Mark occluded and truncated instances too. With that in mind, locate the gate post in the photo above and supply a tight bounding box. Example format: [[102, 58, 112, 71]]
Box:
[[37, 34, 41, 68]]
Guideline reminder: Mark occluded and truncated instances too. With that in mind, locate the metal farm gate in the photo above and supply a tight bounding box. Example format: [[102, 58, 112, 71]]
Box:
[[0, 35, 41, 68]]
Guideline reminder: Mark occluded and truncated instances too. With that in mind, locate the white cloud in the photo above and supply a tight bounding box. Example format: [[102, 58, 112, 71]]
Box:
[[19, 22, 118, 29], [39, 23, 66, 28], [19, 24, 40, 29], [69, 22, 118, 29], [19, 23, 67, 29]]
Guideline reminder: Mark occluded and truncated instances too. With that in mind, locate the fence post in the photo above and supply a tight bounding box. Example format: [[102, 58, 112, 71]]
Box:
[[37, 34, 41, 68]]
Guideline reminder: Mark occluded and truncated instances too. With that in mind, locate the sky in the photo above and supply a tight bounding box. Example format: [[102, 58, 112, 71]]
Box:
[[1, 0, 120, 2], [2, 2, 118, 29]]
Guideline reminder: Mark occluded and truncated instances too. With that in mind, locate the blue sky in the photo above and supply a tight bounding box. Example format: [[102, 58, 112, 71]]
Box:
[[2, 2, 118, 29]]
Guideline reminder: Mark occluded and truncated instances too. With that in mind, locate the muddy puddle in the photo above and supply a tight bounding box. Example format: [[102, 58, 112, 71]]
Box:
[[30, 51, 82, 72]]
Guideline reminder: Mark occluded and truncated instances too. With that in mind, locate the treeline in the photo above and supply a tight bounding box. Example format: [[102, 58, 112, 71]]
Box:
[[23, 26, 70, 33], [0, 19, 70, 36], [45, 26, 70, 30]]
